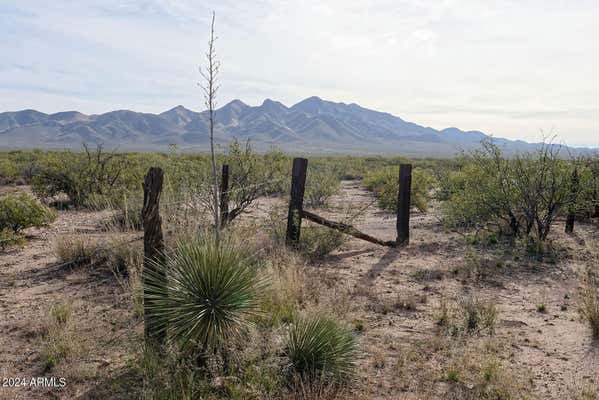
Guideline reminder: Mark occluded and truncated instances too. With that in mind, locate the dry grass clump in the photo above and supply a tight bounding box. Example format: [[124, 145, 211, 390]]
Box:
[[258, 260, 307, 327], [436, 295, 498, 336], [579, 286, 599, 338], [53, 235, 99, 264], [570, 386, 599, 400], [442, 349, 530, 400], [39, 300, 84, 372], [454, 249, 506, 283], [367, 291, 426, 315]]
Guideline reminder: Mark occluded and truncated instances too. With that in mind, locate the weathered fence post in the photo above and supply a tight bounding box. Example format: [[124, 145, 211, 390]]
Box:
[[396, 163, 412, 246], [286, 158, 308, 246], [565, 167, 579, 233], [220, 164, 229, 227], [142, 167, 165, 344]]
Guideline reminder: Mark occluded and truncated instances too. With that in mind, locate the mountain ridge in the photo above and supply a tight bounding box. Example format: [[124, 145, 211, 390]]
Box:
[[0, 97, 593, 156]]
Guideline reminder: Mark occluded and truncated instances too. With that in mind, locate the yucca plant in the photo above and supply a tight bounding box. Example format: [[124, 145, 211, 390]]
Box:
[[286, 314, 358, 382], [144, 235, 264, 354]]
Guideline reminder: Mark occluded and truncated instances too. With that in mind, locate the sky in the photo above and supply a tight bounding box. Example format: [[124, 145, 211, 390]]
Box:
[[1, 0, 598, 147]]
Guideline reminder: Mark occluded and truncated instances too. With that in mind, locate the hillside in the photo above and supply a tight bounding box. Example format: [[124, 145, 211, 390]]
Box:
[[0, 97, 590, 156]]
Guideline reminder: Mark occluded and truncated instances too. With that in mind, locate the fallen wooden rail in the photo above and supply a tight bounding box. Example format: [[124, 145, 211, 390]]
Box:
[[301, 209, 396, 247]]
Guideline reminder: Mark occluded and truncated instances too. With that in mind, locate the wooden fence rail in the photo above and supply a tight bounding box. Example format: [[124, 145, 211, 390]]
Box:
[[302, 210, 396, 247], [285, 157, 413, 248]]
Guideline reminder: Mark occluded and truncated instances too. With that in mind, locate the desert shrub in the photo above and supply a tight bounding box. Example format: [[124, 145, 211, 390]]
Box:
[[363, 166, 434, 213], [442, 139, 594, 246], [0, 229, 24, 249], [299, 226, 346, 261], [286, 314, 357, 382], [32, 144, 133, 208], [0, 159, 19, 184], [0, 193, 57, 233], [305, 166, 340, 208], [222, 140, 288, 223], [144, 235, 264, 355]]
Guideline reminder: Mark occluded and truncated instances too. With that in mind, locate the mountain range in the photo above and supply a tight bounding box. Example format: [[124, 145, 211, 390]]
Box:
[[0, 96, 592, 156]]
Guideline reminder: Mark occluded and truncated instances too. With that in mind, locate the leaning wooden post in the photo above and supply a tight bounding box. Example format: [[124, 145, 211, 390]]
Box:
[[396, 163, 412, 246], [220, 164, 230, 227], [565, 167, 579, 233], [142, 167, 165, 344], [285, 158, 308, 246]]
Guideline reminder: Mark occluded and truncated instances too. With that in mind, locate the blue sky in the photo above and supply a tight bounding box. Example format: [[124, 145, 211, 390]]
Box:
[[1, 0, 598, 147]]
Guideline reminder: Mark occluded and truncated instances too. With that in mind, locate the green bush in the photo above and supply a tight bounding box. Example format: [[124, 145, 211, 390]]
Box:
[[32, 144, 134, 208], [0, 159, 19, 184], [144, 235, 264, 354], [363, 166, 434, 212], [0, 229, 24, 249], [0, 193, 57, 233], [305, 166, 340, 208], [286, 314, 357, 382], [442, 140, 597, 244], [298, 226, 346, 262]]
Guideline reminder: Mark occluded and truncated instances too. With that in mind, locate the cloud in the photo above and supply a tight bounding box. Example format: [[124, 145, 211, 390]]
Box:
[[1, 0, 598, 146]]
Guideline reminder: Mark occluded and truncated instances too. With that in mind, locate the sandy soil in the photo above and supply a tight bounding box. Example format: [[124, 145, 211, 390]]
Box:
[[1, 181, 598, 399]]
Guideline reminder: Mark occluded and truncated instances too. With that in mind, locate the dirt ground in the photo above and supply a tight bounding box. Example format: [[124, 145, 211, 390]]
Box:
[[1, 181, 598, 399]]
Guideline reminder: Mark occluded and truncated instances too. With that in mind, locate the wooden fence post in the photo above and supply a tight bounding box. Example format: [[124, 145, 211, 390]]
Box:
[[142, 167, 165, 344], [396, 163, 412, 246], [286, 158, 308, 246], [220, 164, 229, 227], [565, 167, 579, 233]]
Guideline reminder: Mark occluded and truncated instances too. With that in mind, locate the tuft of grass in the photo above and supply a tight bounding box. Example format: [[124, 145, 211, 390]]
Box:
[[286, 314, 358, 383], [54, 235, 98, 264], [536, 303, 547, 313], [579, 286, 599, 338], [461, 296, 498, 334], [39, 301, 81, 372], [436, 295, 498, 336], [258, 262, 306, 328], [411, 268, 444, 282], [442, 348, 531, 399], [571, 387, 599, 400], [50, 301, 72, 326], [0, 229, 25, 250]]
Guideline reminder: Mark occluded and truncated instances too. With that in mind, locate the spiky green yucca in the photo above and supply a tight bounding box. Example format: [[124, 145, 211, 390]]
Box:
[[144, 236, 263, 353], [287, 315, 357, 382]]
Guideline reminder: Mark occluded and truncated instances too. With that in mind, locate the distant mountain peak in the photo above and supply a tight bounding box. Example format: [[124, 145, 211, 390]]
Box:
[[1, 96, 590, 156], [226, 99, 249, 108]]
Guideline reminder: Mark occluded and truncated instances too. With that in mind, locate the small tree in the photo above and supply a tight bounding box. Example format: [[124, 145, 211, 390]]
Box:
[[32, 143, 126, 207], [200, 11, 221, 240], [442, 138, 585, 248]]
